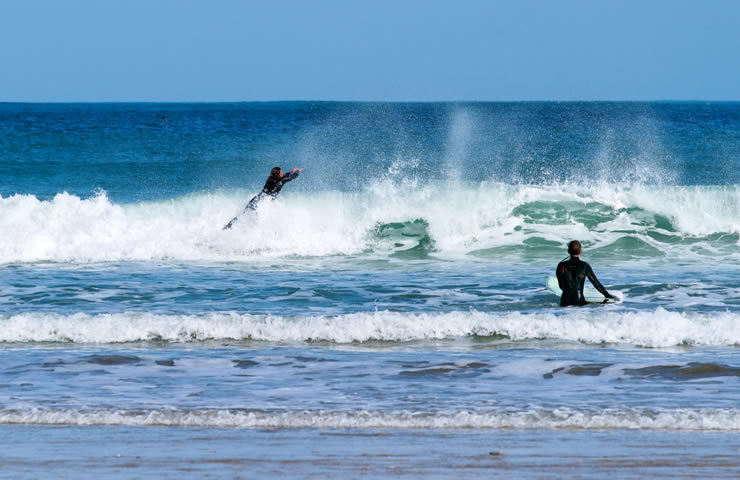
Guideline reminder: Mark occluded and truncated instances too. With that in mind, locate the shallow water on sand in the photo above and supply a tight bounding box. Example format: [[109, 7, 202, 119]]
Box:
[[2, 426, 739, 479]]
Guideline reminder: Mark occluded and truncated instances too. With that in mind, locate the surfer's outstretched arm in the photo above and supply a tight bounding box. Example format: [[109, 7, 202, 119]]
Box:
[[281, 168, 302, 184]]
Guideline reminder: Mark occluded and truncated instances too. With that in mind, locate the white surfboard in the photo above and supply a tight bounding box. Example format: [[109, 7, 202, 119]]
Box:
[[546, 276, 617, 304]]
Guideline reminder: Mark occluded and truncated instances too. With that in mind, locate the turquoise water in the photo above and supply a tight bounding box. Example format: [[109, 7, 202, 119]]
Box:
[[1, 102, 739, 477]]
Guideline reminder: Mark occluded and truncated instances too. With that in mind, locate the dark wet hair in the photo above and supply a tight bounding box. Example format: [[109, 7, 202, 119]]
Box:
[[270, 167, 282, 179], [568, 240, 582, 256]]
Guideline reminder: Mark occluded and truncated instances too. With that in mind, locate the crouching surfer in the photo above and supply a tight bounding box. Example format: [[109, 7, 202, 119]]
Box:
[[223, 166, 303, 229], [556, 240, 615, 306]]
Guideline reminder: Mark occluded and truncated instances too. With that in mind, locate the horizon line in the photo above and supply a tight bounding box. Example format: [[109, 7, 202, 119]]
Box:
[[2, 99, 739, 105]]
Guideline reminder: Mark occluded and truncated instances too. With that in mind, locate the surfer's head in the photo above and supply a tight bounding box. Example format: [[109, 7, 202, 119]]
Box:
[[270, 166, 283, 179], [568, 240, 582, 256]]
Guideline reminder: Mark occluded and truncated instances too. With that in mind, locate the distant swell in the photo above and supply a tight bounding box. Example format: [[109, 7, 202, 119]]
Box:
[[1, 309, 738, 347], [1, 407, 737, 431]]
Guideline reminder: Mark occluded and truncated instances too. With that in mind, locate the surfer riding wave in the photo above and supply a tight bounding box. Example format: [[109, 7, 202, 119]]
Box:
[[223, 166, 303, 229]]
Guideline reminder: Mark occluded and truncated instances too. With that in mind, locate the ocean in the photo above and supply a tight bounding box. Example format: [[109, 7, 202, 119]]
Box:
[[1, 102, 739, 478]]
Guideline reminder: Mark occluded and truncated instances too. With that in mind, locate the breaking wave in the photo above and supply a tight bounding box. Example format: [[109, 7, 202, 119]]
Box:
[[1, 309, 738, 347], [2, 182, 739, 263], [2, 407, 738, 431]]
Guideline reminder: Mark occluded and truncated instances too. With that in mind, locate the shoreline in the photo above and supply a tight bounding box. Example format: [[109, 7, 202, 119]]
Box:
[[3, 426, 738, 478]]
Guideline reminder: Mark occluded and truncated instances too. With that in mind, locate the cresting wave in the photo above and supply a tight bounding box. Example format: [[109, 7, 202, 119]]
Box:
[[1, 182, 740, 263], [2, 407, 738, 431], [2, 309, 739, 347]]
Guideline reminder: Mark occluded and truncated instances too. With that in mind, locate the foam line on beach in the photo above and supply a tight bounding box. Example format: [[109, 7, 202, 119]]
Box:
[[1, 407, 738, 431]]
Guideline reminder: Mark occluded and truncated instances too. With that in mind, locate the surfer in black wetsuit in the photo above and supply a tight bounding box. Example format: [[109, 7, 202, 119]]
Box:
[[223, 166, 303, 229], [556, 240, 615, 306]]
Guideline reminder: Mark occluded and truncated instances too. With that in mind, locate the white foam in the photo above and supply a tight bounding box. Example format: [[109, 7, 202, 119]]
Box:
[[1, 309, 738, 347], [1, 407, 737, 431], [1, 183, 740, 263]]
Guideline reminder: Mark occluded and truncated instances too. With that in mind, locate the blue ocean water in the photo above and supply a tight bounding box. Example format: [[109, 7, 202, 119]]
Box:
[[1, 102, 739, 477]]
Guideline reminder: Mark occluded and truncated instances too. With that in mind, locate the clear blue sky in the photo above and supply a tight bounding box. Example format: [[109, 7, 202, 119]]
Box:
[[1, 0, 739, 102]]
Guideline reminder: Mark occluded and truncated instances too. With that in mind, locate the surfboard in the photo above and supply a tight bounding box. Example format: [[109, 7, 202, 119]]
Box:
[[545, 276, 617, 304]]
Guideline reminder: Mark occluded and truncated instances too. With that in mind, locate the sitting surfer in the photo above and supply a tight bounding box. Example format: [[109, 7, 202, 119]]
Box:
[[223, 166, 303, 229], [556, 240, 615, 306]]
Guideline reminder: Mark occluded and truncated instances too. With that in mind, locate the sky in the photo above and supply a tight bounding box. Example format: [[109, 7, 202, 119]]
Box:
[[1, 0, 739, 102]]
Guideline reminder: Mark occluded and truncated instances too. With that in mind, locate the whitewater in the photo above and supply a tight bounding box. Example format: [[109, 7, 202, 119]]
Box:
[[2, 181, 740, 263], [1, 309, 739, 346]]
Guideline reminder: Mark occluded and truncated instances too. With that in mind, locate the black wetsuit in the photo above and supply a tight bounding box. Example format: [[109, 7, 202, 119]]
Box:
[[245, 170, 301, 209], [556, 256, 612, 306], [223, 171, 301, 229]]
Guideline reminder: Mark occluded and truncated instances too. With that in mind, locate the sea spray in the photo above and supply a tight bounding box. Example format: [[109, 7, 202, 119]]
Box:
[[2, 182, 740, 263]]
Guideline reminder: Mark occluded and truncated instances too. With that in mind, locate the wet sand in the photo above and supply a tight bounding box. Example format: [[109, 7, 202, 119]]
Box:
[[2, 426, 738, 479]]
